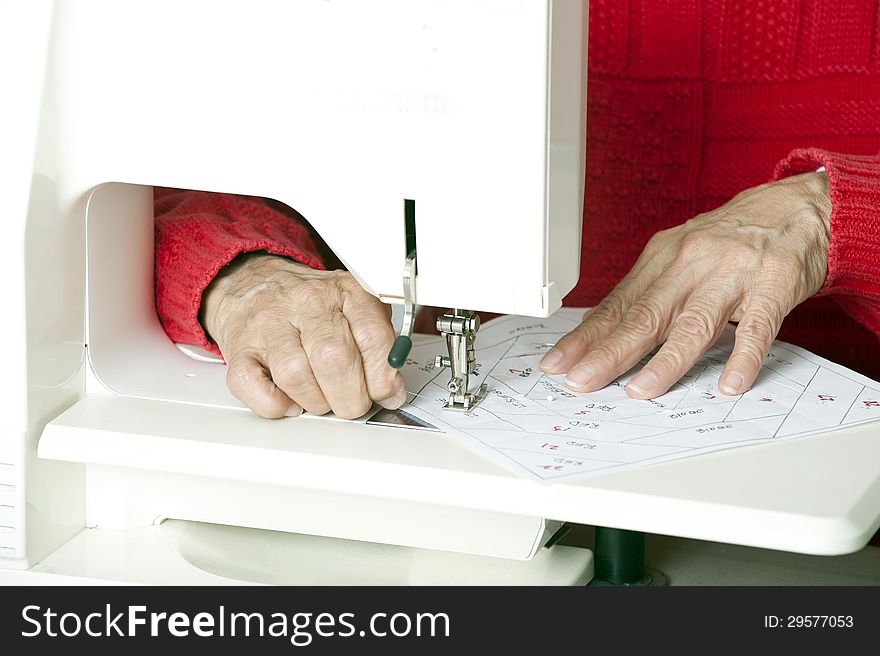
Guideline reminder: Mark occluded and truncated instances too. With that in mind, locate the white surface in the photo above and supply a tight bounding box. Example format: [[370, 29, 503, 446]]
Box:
[[80, 463, 563, 560], [7, 522, 879, 586], [39, 387, 880, 556], [84, 183, 251, 406], [403, 308, 880, 483], [0, 0, 52, 437], [4, 523, 593, 586]]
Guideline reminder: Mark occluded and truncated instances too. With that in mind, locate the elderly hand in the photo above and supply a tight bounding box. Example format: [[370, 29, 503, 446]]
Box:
[[202, 253, 406, 419], [540, 172, 832, 399]]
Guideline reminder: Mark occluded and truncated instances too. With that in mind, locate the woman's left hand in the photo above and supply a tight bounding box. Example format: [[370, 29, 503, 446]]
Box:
[[539, 172, 832, 399]]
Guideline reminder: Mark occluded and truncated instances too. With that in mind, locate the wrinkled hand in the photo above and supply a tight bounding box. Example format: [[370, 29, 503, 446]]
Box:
[[202, 253, 406, 419], [540, 172, 832, 399]]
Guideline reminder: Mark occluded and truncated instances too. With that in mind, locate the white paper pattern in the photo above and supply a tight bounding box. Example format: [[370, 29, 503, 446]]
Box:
[[399, 308, 880, 482]]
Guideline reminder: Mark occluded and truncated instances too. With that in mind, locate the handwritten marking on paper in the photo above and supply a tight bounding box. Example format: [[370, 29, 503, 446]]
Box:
[[490, 389, 526, 408], [538, 379, 576, 398], [696, 424, 733, 434], [509, 324, 548, 335], [670, 409, 704, 420], [768, 352, 794, 366], [399, 309, 880, 483], [580, 403, 615, 413], [566, 441, 597, 450]]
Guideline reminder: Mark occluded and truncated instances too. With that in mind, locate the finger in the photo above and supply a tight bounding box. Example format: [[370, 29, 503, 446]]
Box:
[[719, 300, 782, 395], [539, 237, 672, 375], [225, 350, 301, 419], [300, 311, 373, 419], [563, 277, 691, 392], [540, 282, 644, 375], [624, 291, 738, 399], [341, 285, 406, 409], [264, 329, 331, 416]]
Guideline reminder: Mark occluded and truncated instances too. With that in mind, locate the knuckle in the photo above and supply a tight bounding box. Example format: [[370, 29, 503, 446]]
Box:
[[310, 339, 354, 370], [584, 297, 625, 327], [673, 311, 714, 342], [589, 342, 625, 369], [623, 300, 665, 336], [351, 322, 394, 354], [295, 279, 327, 299], [297, 293, 329, 319], [243, 307, 280, 334], [645, 228, 673, 249], [371, 373, 402, 401], [269, 356, 305, 390], [226, 361, 258, 396], [226, 363, 290, 418], [736, 318, 773, 346], [679, 230, 712, 254], [652, 349, 686, 375]]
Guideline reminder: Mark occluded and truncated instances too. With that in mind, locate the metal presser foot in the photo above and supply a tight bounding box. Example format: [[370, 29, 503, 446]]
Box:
[[434, 309, 488, 412]]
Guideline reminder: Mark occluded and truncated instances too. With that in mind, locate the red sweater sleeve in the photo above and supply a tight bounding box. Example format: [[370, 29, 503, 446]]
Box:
[[773, 149, 880, 335], [154, 188, 326, 353]]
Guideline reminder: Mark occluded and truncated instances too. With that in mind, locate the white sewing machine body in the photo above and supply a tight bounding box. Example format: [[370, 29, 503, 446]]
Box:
[[3, 0, 594, 582], [4, 0, 879, 586]]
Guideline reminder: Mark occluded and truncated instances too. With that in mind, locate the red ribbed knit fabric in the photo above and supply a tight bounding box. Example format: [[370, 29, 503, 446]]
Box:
[[570, 0, 880, 382], [154, 188, 325, 353]]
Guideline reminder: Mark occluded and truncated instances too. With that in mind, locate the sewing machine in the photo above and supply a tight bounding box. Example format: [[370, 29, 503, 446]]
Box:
[[3, 0, 879, 587]]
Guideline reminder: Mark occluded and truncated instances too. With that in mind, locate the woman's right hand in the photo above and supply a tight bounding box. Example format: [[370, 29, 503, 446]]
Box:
[[202, 253, 406, 419]]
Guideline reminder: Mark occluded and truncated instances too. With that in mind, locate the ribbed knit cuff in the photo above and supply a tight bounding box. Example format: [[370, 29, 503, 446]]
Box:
[[154, 189, 326, 354], [773, 148, 880, 301]]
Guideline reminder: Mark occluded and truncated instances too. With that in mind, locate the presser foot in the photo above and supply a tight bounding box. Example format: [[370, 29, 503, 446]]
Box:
[[442, 382, 489, 413], [435, 309, 484, 413]]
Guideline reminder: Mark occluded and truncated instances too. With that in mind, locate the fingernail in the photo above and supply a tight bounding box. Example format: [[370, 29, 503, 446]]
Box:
[[626, 370, 658, 398], [378, 387, 407, 410], [565, 362, 596, 389], [539, 348, 563, 372], [720, 371, 744, 395], [284, 403, 303, 418]]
